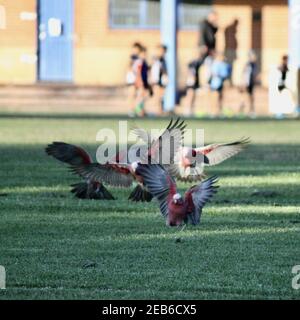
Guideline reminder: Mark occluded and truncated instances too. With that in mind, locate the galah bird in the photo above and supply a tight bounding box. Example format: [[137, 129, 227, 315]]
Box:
[[73, 118, 187, 202], [169, 138, 250, 182], [135, 164, 218, 227], [134, 126, 249, 182], [45, 142, 115, 200], [73, 160, 153, 202]]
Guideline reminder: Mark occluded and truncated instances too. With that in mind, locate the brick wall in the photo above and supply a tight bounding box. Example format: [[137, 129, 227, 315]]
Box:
[[74, 0, 200, 86], [262, 4, 288, 85], [0, 0, 36, 84], [74, 0, 288, 87], [0, 0, 289, 86], [214, 0, 288, 86], [213, 2, 252, 85]]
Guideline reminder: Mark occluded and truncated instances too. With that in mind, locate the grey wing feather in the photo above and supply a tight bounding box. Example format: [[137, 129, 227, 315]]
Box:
[[131, 127, 152, 144], [72, 163, 134, 187], [136, 164, 174, 217], [133, 118, 186, 165], [187, 176, 219, 225], [197, 138, 250, 166]]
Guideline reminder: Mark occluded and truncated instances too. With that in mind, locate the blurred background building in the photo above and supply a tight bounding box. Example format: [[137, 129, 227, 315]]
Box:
[[0, 0, 289, 87], [0, 0, 298, 117]]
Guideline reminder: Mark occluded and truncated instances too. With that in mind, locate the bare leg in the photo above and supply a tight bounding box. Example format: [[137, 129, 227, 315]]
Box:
[[239, 88, 246, 113], [127, 85, 136, 111], [134, 88, 147, 117], [249, 92, 255, 115], [217, 90, 223, 116], [186, 88, 196, 116], [159, 87, 165, 115], [153, 85, 165, 115]]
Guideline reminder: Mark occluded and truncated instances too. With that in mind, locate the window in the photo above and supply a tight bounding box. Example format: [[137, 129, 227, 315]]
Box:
[[109, 0, 160, 29], [0, 5, 6, 30], [179, 1, 212, 30], [109, 0, 212, 30]]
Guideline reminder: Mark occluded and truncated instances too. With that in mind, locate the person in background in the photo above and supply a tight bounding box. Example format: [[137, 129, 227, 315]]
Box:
[[274, 54, 295, 118], [199, 11, 218, 56], [126, 42, 143, 113], [133, 46, 150, 117], [185, 45, 208, 116], [150, 44, 168, 115], [278, 55, 289, 92], [239, 50, 258, 118], [209, 52, 230, 116]]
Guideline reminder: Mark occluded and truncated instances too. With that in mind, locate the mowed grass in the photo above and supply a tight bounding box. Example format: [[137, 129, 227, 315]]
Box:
[[0, 115, 300, 300]]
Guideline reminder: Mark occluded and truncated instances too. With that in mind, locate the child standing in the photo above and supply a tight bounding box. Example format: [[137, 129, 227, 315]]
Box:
[[185, 45, 208, 116], [133, 46, 150, 117], [278, 55, 289, 92], [150, 45, 168, 115], [126, 42, 142, 113], [239, 50, 258, 117], [209, 52, 230, 116]]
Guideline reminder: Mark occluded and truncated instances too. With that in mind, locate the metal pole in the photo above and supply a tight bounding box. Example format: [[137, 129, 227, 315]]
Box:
[[160, 0, 178, 112]]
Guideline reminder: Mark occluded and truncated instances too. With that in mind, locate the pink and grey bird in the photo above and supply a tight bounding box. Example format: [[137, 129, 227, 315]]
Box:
[[74, 118, 186, 202], [134, 126, 249, 182], [45, 142, 115, 200], [168, 138, 250, 182], [136, 164, 218, 227], [134, 120, 250, 182]]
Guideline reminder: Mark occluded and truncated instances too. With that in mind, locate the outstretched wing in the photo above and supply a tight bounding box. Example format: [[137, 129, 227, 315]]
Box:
[[185, 176, 219, 225], [46, 142, 92, 165], [131, 126, 152, 144], [135, 164, 177, 218], [133, 118, 186, 165], [73, 163, 134, 187], [195, 138, 250, 166]]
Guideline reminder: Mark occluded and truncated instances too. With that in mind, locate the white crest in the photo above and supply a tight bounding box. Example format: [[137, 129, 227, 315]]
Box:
[[131, 161, 139, 172], [173, 193, 182, 201]]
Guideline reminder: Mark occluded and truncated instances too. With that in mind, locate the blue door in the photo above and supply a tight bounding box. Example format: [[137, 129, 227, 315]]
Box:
[[38, 0, 73, 82]]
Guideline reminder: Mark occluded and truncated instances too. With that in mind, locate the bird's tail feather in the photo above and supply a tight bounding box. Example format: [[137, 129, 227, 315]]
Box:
[[70, 182, 115, 200], [70, 182, 88, 199], [128, 185, 153, 202]]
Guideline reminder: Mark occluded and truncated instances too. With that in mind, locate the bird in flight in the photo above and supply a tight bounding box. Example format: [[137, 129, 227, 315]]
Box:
[[169, 138, 250, 182], [133, 125, 249, 182], [74, 118, 186, 202], [136, 164, 218, 226], [46, 142, 115, 200]]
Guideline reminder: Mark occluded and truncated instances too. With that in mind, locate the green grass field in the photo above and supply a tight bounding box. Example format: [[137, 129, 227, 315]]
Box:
[[0, 115, 300, 299]]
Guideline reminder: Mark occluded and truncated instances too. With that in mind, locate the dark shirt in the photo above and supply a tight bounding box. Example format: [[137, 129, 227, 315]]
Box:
[[199, 19, 218, 50], [130, 54, 138, 60], [279, 64, 288, 81], [278, 63, 289, 91], [141, 60, 149, 87], [248, 62, 257, 86], [160, 57, 167, 76]]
